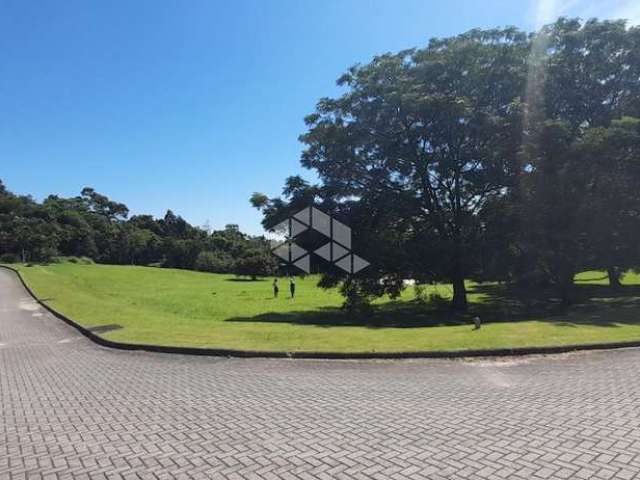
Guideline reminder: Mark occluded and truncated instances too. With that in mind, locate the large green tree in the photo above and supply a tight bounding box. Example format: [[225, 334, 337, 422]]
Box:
[[256, 28, 529, 310], [516, 18, 640, 292], [580, 117, 640, 285]]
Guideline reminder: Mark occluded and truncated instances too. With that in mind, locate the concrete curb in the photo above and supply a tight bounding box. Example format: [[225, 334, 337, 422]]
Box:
[[4, 264, 640, 360]]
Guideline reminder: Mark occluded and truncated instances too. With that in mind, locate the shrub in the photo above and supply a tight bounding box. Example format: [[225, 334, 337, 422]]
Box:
[[195, 251, 234, 273], [49, 256, 95, 265], [414, 284, 449, 310], [428, 293, 450, 310], [233, 249, 276, 280], [414, 284, 429, 304], [31, 246, 58, 264], [67, 256, 94, 265], [340, 279, 374, 319], [0, 253, 21, 264]]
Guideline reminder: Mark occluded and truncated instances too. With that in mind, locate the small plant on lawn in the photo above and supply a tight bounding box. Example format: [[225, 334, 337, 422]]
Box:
[[340, 279, 374, 319]]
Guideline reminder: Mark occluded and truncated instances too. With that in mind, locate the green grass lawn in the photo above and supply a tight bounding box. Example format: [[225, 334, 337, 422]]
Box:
[[7, 263, 640, 353]]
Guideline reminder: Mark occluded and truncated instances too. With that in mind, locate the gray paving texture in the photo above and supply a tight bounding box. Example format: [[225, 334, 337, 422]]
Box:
[[1, 268, 640, 480]]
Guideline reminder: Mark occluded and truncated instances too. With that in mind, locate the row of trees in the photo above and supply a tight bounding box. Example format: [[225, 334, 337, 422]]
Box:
[[0, 182, 276, 278], [252, 18, 640, 310]]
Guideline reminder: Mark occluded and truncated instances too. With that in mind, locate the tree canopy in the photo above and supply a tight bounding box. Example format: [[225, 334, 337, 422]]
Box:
[[252, 18, 640, 311]]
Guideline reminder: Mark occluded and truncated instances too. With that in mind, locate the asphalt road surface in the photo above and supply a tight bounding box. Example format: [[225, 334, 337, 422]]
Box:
[[1, 267, 640, 480]]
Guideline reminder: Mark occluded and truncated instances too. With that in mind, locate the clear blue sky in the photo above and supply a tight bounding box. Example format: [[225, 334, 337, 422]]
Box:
[[2, 0, 638, 234]]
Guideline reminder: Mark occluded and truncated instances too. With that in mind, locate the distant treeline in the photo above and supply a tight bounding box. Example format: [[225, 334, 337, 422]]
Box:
[[0, 182, 276, 278]]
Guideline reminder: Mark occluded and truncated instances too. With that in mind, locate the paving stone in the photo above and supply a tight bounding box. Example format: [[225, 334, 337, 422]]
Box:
[[1, 268, 640, 479]]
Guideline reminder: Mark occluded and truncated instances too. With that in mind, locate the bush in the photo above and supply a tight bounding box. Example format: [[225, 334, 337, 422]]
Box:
[[195, 251, 234, 273], [340, 279, 374, 319], [31, 246, 58, 264], [48, 256, 95, 265], [0, 253, 21, 264], [233, 249, 276, 279], [428, 293, 450, 310], [56, 256, 95, 265], [414, 284, 429, 304], [414, 284, 449, 309]]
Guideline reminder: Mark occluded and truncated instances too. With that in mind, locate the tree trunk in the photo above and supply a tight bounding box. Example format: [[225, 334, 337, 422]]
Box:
[[451, 275, 468, 312], [608, 266, 622, 290], [559, 272, 575, 306]]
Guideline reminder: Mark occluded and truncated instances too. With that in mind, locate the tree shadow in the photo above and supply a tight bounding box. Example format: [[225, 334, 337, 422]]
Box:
[[87, 324, 123, 334], [224, 277, 268, 282], [227, 299, 480, 328], [225, 282, 640, 329], [470, 282, 640, 328], [573, 284, 640, 299]]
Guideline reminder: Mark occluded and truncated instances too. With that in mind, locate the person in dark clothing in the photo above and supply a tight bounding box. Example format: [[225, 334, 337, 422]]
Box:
[[273, 278, 279, 298], [289, 278, 296, 299]]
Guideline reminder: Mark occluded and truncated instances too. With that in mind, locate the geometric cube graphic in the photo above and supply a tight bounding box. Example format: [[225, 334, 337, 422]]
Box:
[[291, 218, 308, 237], [270, 206, 370, 274], [332, 218, 351, 250], [314, 242, 349, 262], [311, 208, 331, 238], [335, 254, 369, 274]]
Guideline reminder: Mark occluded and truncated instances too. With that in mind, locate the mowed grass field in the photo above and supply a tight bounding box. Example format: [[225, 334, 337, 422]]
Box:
[[7, 262, 640, 353]]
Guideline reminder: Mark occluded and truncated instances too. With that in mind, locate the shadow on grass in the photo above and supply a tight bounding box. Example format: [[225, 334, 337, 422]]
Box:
[[225, 283, 640, 329], [464, 283, 640, 328], [226, 302, 468, 329], [87, 324, 123, 334], [224, 278, 268, 282]]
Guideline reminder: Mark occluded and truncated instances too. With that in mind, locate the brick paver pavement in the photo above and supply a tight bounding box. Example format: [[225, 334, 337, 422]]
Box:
[[1, 268, 640, 479]]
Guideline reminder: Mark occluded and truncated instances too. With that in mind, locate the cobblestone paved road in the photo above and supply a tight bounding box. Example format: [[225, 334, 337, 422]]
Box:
[[2, 268, 640, 479]]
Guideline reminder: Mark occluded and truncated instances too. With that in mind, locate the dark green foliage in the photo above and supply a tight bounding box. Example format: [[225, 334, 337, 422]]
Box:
[[0, 253, 20, 263], [234, 247, 277, 280], [53, 256, 95, 265], [194, 230, 276, 279], [340, 278, 375, 319], [510, 18, 640, 301], [195, 251, 234, 273]]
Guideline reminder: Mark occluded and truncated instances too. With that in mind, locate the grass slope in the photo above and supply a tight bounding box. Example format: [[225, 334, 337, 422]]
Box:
[[9, 263, 640, 353]]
